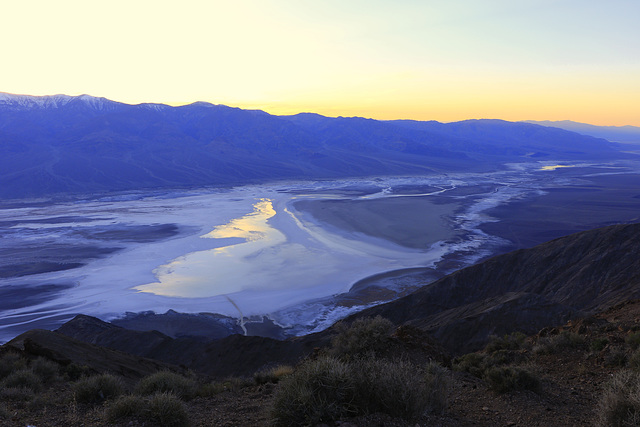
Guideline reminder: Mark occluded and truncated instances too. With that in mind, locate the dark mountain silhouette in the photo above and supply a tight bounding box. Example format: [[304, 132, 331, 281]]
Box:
[[5, 222, 640, 378], [0, 92, 626, 198]]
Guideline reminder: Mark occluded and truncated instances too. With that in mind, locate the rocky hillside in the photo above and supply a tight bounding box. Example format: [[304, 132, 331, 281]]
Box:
[[349, 222, 640, 354]]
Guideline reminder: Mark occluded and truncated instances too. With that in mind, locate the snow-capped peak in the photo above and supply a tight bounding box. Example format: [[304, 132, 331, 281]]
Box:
[[0, 92, 119, 111]]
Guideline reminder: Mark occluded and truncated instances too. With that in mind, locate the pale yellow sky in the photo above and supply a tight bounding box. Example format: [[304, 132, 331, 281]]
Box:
[[2, 0, 639, 126]]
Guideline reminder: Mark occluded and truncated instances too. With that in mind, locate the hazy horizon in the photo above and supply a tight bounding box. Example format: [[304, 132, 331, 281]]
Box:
[[2, 1, 638, 127]]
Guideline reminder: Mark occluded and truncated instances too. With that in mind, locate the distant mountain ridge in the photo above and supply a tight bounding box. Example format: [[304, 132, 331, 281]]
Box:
[[0, 92, 629, 199], [524, 120, 640, 144]]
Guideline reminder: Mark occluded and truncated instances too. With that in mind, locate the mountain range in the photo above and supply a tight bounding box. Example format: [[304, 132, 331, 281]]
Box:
[[525, 120, 640, 144], [0, 92, 628, 199]]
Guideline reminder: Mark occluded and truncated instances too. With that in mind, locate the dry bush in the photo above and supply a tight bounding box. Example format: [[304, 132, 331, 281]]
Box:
[[330, 316, 394, 358], [73, 374, 125, 404], [350, 358, 450, 418], [271, 356, 356, 426], [1, 369, 42, 392], [0, 386, 35, 402], [596, 370, 640, 427], [533, 331, 585, 355], [106, 393, 190, 427], [271, 355, 451, 426], [106, 394, 146, 423], [30, 357, 61, 384], [254, 365, 294, 385], [605, 346, 629, 368], [483, 365, 541, 394], [485, 332, 527, 353], [626, 332, 640, 350], [0, 352, 27, 380], [453, 352, 487, 377], [0, 403, 9, 420], [146, 392, 190, 427], [135, 371, 197, 401]]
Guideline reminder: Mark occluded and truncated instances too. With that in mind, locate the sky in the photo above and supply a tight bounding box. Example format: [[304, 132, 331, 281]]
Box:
[[2, 0, 639, 126]]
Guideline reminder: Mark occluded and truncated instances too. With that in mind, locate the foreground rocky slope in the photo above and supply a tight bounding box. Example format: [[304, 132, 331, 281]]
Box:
[[3, 299, 640, 426]]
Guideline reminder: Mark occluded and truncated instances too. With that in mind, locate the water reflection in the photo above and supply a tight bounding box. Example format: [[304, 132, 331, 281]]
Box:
[[135, 198, 284, 297]]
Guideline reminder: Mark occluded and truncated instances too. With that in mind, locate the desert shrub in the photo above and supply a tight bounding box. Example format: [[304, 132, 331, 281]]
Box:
[[218, 376, 254, 393], [147, 392, 190, 427], [106, 393, 189, 426], [596, 370, 640, 427], [73, 374, 125, 404], [1, 369, 42, 392], [533, 331, 585, 355], [483, 365, 540, 394], [135, 371, 197, 401], [0, 352, 27, 380], [423, 361, 452, 414], [197, 381, 227, 397], [31, 357, 60, 384], [254, 365, 294, 385], [271, 356, 356, 426], [330, 316, 394, 358], [605, 347, 629, 367], [453, 353, 487, 377], [626, 332, 640, 350], [591, 337, 610, 352], [272, 355, 450, 425], [629, 349, 640, 371], [106, 394, 146, 423], [0, 403, 8, 420], [63, 363, 93, 381], [0, 386, 35, 402], [485, 332, 527, 353], [351, 358, 445, 419]]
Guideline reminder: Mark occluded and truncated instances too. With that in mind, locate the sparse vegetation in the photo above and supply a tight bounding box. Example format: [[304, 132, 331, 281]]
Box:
[[596, 370, 640, 427], [31, 357, 61, 384], [73, 373, 125, 404], [605, 346, 629, 367], [483, 365, 541, 394], [485, 332, 527, 353], [591, 337, 610, 352], [533, 331, 585, 355], [254, 364, 294, 385], [106, 394, 146, 422], [271, 355, 450, 426], [0, 403, 9, 420], [626, 332, 640, 350], [1, 369, 42, 392], [629, 349, 640, 371], [135, 371, 197, 401], [330, 316, 394, 358], [106, 392, 190, 426], [0, 386, 35, 402], [146, 392, 191, 426], [271, 356, 355, 426], [0, 352, 27, 380]]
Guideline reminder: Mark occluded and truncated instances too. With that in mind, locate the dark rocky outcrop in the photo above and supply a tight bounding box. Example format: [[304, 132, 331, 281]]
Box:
[[5, 328, 184, 382]]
